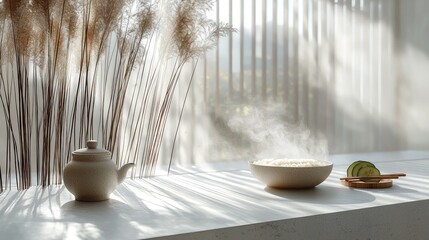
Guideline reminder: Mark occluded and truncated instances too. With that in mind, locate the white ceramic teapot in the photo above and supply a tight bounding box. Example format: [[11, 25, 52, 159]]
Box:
[[63, 140, 135, 201]]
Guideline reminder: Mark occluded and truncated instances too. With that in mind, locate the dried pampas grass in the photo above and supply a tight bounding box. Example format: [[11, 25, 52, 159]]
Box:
[[0, 0, 234, 191]]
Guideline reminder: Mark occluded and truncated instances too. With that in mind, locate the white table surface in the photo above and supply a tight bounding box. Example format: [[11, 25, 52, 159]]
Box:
[[1, 151, 429, 240]]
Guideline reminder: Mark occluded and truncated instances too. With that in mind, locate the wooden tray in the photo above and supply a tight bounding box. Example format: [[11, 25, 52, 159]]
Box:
[[340, 179, 393, 188]]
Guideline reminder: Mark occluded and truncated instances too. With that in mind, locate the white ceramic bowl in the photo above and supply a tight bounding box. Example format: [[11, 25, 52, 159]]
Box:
[[249, 160, 333, 189]]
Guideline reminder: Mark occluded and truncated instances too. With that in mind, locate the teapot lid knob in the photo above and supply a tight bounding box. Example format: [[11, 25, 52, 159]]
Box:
[[72, 140, 111, 161], [87, 140, 98, 149]]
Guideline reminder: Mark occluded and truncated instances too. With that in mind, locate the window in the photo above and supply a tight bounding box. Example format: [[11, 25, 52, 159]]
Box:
[[172, 0, 405, 170]]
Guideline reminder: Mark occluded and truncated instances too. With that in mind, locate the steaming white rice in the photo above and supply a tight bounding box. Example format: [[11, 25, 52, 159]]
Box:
[[253, 158, 331, 167]]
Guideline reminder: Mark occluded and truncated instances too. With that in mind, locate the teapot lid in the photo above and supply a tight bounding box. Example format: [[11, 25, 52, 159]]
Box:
[[72, 140, 111, 161]]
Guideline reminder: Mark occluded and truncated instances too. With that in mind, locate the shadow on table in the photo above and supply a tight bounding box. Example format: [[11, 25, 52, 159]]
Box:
[[264, 185, 376, 205], [60, 199, 141, 240]]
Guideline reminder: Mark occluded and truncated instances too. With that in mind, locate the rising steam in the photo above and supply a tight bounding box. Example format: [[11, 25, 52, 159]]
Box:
[[227, 105, 329, 161]]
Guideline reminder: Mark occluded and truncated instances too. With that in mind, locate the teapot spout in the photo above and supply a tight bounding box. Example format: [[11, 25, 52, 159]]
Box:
[[117, 163, 135, 184]]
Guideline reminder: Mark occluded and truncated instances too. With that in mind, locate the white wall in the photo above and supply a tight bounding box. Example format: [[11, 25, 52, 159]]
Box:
[[397, 0, 429, 150]]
